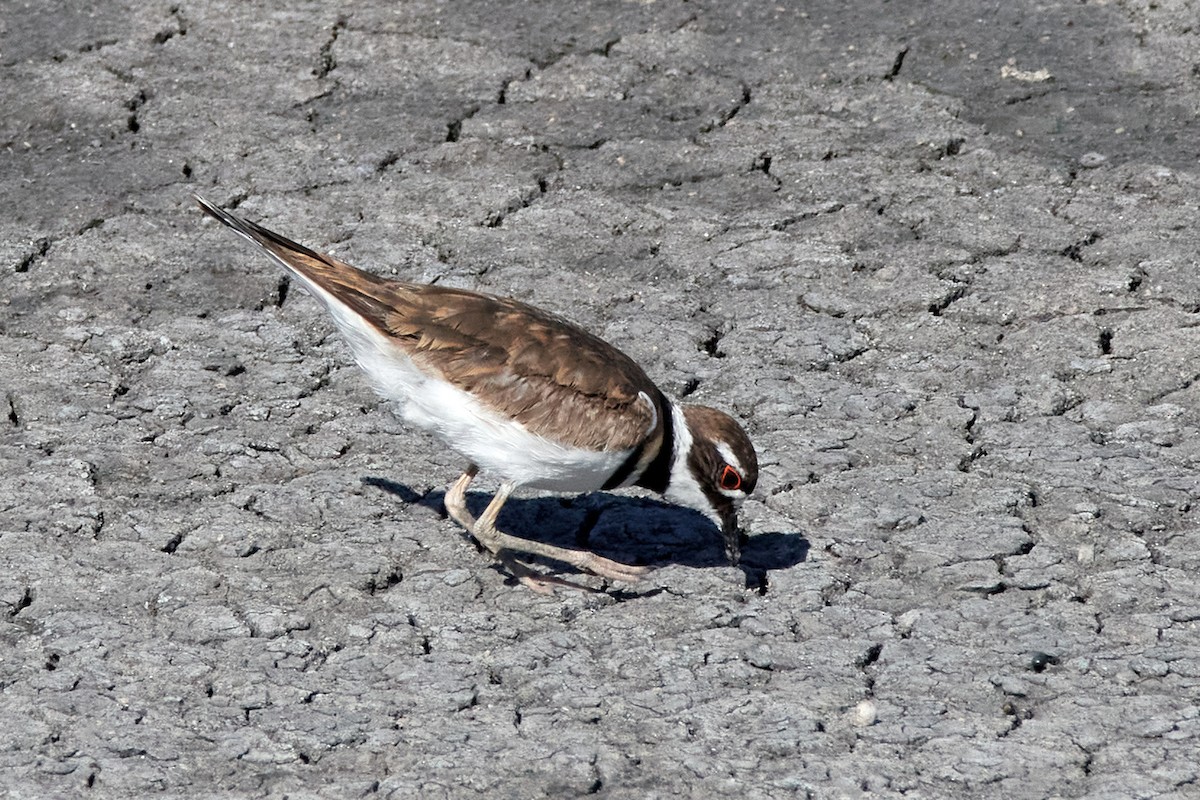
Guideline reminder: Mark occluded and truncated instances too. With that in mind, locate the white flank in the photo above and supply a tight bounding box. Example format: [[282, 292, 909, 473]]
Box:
[[292, 275, 636, 491]]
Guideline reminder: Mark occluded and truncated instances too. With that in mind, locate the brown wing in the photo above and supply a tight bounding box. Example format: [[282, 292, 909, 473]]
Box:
[[376, 283, 662, 452], [194, 195, 661, 452]]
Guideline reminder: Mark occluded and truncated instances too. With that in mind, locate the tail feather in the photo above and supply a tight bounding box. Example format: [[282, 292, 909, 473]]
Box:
[[193, 193, 400, 336], [193, 194, 328, 265]]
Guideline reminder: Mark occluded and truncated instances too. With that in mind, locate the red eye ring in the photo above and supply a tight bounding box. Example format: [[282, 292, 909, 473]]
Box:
[[719, 465, 743, 491]]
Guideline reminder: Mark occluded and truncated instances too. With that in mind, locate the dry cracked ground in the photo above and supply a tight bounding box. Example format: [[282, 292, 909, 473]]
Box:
[[3, 1, 1200, 798]]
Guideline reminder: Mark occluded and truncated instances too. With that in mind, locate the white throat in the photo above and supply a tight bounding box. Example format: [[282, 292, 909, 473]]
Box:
[[661, 404, 719, 526]]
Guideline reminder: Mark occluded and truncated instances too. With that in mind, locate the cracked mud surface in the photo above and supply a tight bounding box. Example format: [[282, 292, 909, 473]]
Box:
[[3, 1, 1200, 797]]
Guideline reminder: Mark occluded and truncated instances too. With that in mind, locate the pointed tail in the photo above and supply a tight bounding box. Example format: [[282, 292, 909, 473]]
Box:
[[193, 194, 330, 266], [193, 193, 404, 339]]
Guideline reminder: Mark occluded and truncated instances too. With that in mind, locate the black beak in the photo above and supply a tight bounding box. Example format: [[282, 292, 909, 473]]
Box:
[[721, 509, 742, 566]]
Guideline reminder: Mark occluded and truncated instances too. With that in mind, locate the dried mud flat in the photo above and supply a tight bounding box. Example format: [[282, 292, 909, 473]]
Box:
[[2, 1, 1199, 797]]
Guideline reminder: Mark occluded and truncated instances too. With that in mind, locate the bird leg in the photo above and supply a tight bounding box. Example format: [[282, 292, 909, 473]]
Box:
[[444, 464, 479, 531], [470, 481, 651, 588], [445, 468, 562, 592], [444, 469, 650, 591]]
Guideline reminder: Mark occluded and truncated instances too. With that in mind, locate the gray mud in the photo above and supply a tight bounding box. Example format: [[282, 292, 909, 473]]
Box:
[[2, 1, 1199, 797]]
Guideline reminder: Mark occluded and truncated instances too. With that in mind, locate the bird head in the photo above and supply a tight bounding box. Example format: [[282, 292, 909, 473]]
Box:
[[663, 404, 758, 564]]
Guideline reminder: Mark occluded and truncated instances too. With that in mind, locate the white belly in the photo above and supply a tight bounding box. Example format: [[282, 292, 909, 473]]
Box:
[[395, 368, 633, 490], [317, 292, 633, 490]]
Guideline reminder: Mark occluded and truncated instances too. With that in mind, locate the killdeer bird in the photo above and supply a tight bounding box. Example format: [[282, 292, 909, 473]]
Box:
[[195, 195, 757, 592]]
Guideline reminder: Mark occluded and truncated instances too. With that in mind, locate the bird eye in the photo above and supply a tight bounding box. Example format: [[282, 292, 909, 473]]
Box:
[[718, 465, 743, 491]]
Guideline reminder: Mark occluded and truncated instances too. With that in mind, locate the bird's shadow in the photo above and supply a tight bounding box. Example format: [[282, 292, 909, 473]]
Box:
[[361, 476, 808, 588]]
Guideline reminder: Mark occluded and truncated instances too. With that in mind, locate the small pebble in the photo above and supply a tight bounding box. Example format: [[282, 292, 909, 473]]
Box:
[[1029, 651, 1060, 673], [854, 699, 878, 727]]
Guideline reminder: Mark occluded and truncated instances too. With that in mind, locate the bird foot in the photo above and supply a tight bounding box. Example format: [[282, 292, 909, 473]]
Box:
[[497, 552, 649, 594], [572, 552, 652, 584], [500, 557, 593, 594]]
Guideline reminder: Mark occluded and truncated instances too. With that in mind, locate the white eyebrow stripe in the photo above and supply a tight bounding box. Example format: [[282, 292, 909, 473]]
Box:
[[716, 441, 743, 473]]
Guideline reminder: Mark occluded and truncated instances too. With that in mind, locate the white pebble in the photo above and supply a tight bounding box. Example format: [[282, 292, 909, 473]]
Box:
[[854, 699, 878, 727]]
